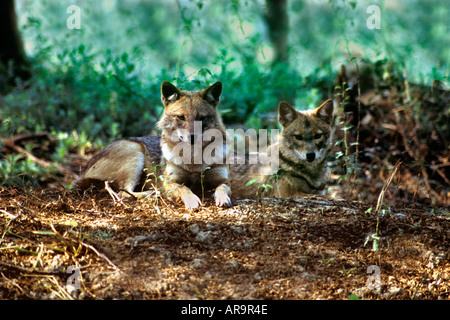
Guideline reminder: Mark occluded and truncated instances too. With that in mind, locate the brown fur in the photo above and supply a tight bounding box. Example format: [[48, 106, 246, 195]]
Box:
[[74, 81, 231, 209], [74, 136, 162, 197], [229, 99, 334, 198], [157, 81, 231, 209]]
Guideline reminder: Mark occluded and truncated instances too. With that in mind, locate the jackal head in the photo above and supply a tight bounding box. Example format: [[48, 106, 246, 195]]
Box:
[[278, 100, 334, 165], [157, 81, 225, 145], [157, 81, 227, 167]]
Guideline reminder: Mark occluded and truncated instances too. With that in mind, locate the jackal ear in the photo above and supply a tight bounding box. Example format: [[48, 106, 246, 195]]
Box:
[[314, 99, 334, 124], [202, 82, 222, 107], [161, 81, 182, 107], [278, 101, 298, 128]]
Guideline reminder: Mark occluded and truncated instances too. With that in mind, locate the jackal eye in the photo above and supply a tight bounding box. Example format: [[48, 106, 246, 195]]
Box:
[[177, 115, 185, 121], [294, 135, 303, 141], [314, 133, 322, 139]]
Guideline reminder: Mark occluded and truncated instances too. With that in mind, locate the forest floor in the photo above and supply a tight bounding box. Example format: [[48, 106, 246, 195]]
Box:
[[0, 186, 448, 300], [1, 72, 449, 300]]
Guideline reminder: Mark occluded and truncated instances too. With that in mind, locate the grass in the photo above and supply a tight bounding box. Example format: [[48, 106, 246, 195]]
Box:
[[364, 160, 402, 252]]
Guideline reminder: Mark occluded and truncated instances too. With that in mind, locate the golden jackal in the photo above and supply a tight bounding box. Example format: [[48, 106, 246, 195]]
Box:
[[75, 81, 231, 209], [229, 99, 334, 197]]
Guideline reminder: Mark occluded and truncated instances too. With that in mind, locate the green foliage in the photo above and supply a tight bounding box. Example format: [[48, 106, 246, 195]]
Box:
[[4, 0, 446, 139], [348, 294, 360, 300], [245, 177, 274, 201], [1, 0, 447, 190], [55, 130, 92, 158], [1, 42, 164, 142], [0, 153, 47, 187]]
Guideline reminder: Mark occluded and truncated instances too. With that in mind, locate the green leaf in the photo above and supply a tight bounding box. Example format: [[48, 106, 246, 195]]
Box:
[[32, 231, 57, 235], [373, 240, 379, 252], [245, 178, 259, 186]]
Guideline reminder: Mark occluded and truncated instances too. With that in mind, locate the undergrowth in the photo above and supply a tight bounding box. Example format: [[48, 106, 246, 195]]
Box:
[[1, 1, 448, 206]]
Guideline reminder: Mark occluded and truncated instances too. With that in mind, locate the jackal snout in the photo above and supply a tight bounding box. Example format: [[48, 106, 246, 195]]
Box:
[[189, 133, 196, 145], [306, 151, 316, 162]]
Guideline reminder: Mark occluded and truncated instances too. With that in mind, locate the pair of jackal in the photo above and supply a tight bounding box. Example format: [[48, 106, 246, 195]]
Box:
[[75, 81, 334, 209]]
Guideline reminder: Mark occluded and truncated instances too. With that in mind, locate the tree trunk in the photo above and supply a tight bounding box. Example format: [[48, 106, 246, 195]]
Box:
[[264, 0, 295, 104], [265, 0, 289, 65], [0, 0, 31, 93]]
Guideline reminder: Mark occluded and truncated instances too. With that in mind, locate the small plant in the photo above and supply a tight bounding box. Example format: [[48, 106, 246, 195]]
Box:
[[339, 266, 357, 278], [334, 82, 361, 199], [139, 165, 166, 214], [141, 165, 164, 195], [245, 178, 273, 211], [364, 161, 401, 252], [0, 154, 48, 187], [200, 166, 211, 205], [90, 229, 113, 240], [319, 255, 336, 267]]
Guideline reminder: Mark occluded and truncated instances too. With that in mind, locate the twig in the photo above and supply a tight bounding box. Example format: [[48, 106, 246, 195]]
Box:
[[0, 260, 65, 275], [1, 136, 78, 179], [48, 224, 122, 273], [81, 242, 122, 273], [1, 272, 26, 294], [375, 160, 401, 215], [0, 132, 50, 145], [403, 68, 412, 102], [352, 58, 361, 159], [0, 209, 22, 225], [47, 276, 75, 300], [375, 160, 401, 236]]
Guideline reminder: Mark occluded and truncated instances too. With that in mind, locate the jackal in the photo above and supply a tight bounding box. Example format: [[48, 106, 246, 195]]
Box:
[[229, 99, 334, 197], [75, 81, 231, 209]]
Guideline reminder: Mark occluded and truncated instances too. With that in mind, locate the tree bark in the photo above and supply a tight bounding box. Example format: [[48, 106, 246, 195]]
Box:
[[0, 0, 31, 93], [265, 0, 289, 65]]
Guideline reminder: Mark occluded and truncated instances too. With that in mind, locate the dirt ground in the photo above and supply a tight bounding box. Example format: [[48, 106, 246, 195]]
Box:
[[0, 76, 449, 301], [0, 186, 448, 300]]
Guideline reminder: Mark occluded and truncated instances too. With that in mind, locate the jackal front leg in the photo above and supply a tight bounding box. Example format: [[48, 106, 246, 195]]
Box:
[[213, 183, 232, 207], [207, 166, 232, 207], [164, 182, 202, 210]]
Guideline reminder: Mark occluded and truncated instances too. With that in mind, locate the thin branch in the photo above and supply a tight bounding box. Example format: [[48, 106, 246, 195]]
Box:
[[1, 135, 78, 179]]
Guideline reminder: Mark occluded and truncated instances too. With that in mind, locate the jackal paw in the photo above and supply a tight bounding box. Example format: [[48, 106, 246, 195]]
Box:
[[214, 190, 232, 207], [181, 193, 202, 210]]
